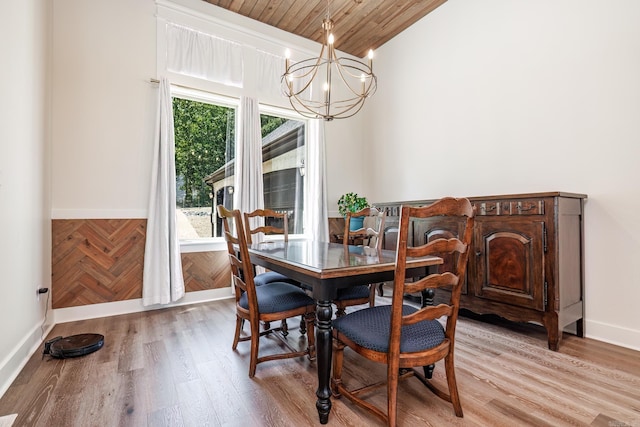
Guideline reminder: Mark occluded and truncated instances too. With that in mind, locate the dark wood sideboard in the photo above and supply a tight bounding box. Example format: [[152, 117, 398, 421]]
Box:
[[374, 192, 586, 351]]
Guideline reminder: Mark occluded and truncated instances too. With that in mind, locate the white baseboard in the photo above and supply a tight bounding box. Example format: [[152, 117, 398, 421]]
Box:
[[0, 414, 17, 427], [0, 288, 233, 400], [585, 319, 640, 352], [0, 320, 55, 400], [53, 288, 234, 324]]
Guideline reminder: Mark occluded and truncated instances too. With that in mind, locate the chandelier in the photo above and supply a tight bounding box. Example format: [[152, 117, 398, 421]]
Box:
[[281, 1, 377, 121]]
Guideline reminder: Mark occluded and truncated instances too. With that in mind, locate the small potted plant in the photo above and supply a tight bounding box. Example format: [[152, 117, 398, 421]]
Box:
[[338, 192, 369, 231]]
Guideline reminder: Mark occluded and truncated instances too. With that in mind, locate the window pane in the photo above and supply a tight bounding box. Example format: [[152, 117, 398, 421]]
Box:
[[173, 97, 235, 238], [260, 114, 305, 235]]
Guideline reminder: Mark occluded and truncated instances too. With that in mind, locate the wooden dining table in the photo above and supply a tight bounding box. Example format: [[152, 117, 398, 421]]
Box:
[[247, 240, 442, 424]]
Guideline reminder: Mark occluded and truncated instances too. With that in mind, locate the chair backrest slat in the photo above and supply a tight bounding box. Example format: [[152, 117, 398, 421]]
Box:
[[244, 208, 289, 244], [402, 304, 454, 326], [404, 272, 458, 294], [407, 238, 468, 258]]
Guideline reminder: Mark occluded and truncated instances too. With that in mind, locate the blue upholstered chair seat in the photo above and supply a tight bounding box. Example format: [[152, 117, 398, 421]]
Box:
[[254, 271, 300, 287], [239, 282, 314, 313], [334, 285, 370, 301], [333, 305, 445, 353]]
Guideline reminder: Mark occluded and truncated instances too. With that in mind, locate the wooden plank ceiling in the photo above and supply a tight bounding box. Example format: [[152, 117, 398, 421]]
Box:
[[202, 0, 447, 58]]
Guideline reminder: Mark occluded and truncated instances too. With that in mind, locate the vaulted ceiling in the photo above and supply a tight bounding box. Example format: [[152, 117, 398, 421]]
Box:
[[202, 0, 448, 58]]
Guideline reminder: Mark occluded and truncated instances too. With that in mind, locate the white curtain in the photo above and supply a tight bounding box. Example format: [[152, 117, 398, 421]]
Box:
[[256, 49, 285, 102], [142, 77, 185, 306], [166, 23, 243, 87], [235, 96, 264, 233], [305, 119, 329, 242]]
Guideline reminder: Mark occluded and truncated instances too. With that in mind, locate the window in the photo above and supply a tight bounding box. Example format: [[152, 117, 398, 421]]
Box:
[[172, 90, 306, 241], [173, 91, 236, 240], [259, 111, 306, 235]]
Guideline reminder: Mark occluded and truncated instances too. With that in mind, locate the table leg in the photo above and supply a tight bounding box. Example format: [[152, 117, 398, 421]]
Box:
[[422, 288, 436, 378], [421, 288, 435, 308], [315, 299, 332, 424]]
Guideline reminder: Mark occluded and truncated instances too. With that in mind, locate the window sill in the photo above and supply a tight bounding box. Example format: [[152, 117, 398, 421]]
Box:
[[180, 239, 227, 253], [179, 234, 308, 253]]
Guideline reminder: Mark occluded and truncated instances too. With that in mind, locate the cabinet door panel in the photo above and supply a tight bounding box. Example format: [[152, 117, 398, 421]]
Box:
[[413, 217, 468, 294], [473, 220, 544, 310], [382, 225, 399, 251]]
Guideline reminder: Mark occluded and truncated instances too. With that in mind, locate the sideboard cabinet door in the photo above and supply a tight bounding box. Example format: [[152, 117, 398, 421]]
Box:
[[472, 219, 545, 311]]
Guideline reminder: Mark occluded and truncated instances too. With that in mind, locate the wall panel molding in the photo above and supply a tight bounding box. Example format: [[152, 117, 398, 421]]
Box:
[[51, 209, 147, 219]]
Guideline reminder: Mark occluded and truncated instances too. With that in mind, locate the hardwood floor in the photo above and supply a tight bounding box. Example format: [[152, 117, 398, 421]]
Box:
[[1, 288, 639, 426]]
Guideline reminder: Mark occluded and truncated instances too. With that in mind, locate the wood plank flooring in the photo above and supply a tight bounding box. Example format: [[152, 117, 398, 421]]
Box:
[[1, 288, 639, 426]]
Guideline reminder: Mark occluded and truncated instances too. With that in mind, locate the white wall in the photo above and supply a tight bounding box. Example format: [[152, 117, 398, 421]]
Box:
[[51, 0, 157, 218], [0, 0, 52, 396], [366, 0, 640, 349]]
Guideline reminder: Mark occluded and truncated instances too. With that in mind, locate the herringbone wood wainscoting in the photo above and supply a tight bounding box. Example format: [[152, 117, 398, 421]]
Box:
[[181, 251, 230, 292], [52, 219, 230, 308], [1, 287, 638, 426]]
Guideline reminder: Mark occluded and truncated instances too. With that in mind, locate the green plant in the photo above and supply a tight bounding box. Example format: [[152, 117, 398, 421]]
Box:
[[337, 192, 369, 217]]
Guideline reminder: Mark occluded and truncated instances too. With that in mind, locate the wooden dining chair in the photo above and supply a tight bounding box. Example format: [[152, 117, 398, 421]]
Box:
[[217, 205, 316, 378], [333, 207, 386, 317], [244, 208, 306, 335], [331, 197, 474, 425]]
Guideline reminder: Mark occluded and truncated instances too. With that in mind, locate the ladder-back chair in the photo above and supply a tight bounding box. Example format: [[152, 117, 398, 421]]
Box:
[[217, 205, 316, 378], [331, 197, 474, 425], [243, 208, 307, 334]]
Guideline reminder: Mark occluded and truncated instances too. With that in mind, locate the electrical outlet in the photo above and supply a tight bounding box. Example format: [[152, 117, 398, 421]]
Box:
[[37, 287, 49, 301]]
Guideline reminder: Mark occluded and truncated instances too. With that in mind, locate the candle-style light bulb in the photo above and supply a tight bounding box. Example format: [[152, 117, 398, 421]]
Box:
[[328, 34, 335, 45]]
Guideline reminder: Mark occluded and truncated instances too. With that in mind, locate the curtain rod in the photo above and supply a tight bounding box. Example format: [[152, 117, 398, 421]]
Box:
[[150, 78, 205, 92]]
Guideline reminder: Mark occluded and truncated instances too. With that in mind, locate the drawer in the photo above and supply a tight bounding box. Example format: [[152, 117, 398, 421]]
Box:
[[474, 199, 544, 216], [474, 201, 510, 216], [511, 199, 545, 215]]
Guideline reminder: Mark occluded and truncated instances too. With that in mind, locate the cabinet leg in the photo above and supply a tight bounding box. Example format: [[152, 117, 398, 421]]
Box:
[[544, 313, 560, 351], [576, 318, 584, 338]]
